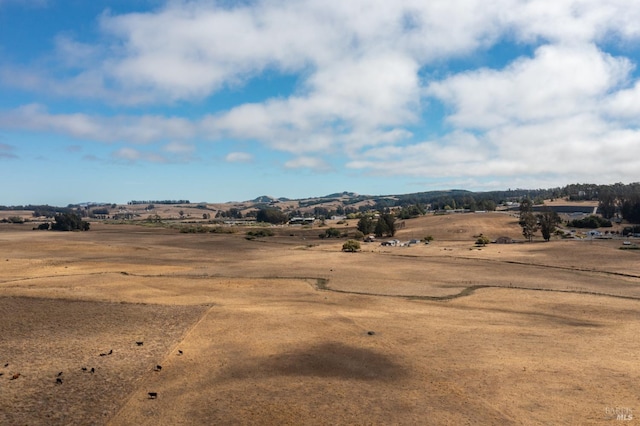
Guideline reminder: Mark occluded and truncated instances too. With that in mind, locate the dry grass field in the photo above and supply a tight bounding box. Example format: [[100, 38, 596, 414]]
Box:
[[1, 212, 639, 425]]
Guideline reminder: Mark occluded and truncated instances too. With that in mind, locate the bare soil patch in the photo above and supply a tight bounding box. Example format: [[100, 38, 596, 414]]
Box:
[[0, 296, 208, 426]]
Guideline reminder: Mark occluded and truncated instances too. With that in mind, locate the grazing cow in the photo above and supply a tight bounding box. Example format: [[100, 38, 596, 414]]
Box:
[[148, 392, 157, 399], [10, 373, 20, 380], [178, 350, 183, 355], [136, 341, 144, 346], [108, 349, 113, 355], [154, 365, 162, 371], [57, 372, 63, 377], [90, 368, 95, 374], [4, 363, 8, 367], [367, 331, 375, 335], [82, 367, 87, 371], [99, 353, 106, 357], [56, 378, 63, 385]]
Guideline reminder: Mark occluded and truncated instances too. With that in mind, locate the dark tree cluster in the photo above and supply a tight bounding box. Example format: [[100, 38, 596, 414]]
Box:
[[256, 208, 288, 224], [538, 209, 561, 241], [357, 214, 396, 237], [216, 208, 243, 219], [374, 213, 396, 238], [568, 216, 612, 228], [128, 200, 190, 205], [518, 201, 562, 242], [397, 204, 426, 219], [51, 213, 90, 231]]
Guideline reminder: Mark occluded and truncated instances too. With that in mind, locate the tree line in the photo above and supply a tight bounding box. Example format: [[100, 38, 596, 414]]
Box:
[[128, 200, 190, 205]]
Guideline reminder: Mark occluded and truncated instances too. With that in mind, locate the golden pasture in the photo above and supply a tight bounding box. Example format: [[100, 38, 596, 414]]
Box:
[[0, 212, 639, 425]]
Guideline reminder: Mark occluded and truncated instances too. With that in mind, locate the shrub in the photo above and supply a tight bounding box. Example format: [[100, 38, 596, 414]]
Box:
[[342, 240, 361, 252], [179, 225, 208, 233], [322, 228, 342, 238], [246, 229, 274, 238], [475, 235, 490, 246], [209, 227, 236, 234]]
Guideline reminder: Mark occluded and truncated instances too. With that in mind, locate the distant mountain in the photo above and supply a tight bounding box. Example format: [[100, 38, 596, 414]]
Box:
[[251, 195, 277, 203], [322, 191, 360, 198]]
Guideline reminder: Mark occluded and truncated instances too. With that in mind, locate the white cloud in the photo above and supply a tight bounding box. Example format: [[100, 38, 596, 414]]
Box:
[[426, 43, 633, 129], [225, 152, 253, 163], [112, 147, 167, 163], [284, 156, 332, 172], [163, 141, 194, 154], [0, 104, 195, 144], [5, 0, 640, 183]]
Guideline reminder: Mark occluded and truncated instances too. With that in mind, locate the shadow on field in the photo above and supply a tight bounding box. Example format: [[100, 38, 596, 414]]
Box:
[[221, 342, 407, 382]]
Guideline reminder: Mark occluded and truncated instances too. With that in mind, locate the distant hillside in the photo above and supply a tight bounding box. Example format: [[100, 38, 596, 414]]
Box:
[[3, 182, 640, 224]]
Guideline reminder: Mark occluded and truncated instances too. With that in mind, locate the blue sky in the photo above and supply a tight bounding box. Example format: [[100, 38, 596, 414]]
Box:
[[2, 0, 640, 205]]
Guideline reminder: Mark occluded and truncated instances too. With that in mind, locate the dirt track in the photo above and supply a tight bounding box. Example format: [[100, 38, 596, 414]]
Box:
[[1, 218, 639, 424]]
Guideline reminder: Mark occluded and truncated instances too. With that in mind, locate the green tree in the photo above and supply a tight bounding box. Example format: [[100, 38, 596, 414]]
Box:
[[518, 198, 538, 242], [374, 217, 389, 237], [51, 213, 90, 231], [374, 213, 397, 237], [475, 234, 490, 246], [342, 240, 361, 252], [257, 208, 288, 224], [537, 209, 561, 242], [321, 228, 341, 238], [357, 216, 374, 234], [598, 188, 616, 219]]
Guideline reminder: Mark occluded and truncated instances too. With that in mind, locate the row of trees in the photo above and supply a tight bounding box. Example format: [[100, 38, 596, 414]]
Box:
[[128, 200, 190, 205], [570, 182, 640, 222], [356, 214, 396, 238], [519, 199, 561, 242]]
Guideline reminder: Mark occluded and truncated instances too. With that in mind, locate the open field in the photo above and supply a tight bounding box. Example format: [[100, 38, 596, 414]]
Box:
[[1, 213, 639, 424]]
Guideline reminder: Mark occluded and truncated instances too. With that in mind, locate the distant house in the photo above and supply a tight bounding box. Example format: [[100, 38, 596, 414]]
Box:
[[289, 217, 315, 225], [381, 239, 401, 247]]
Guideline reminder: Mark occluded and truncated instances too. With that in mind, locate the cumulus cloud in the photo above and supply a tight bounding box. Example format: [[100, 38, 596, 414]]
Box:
[[427, 43, 633, 129], [4, 0, 640, 184], [354, 41, 640, 186]]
